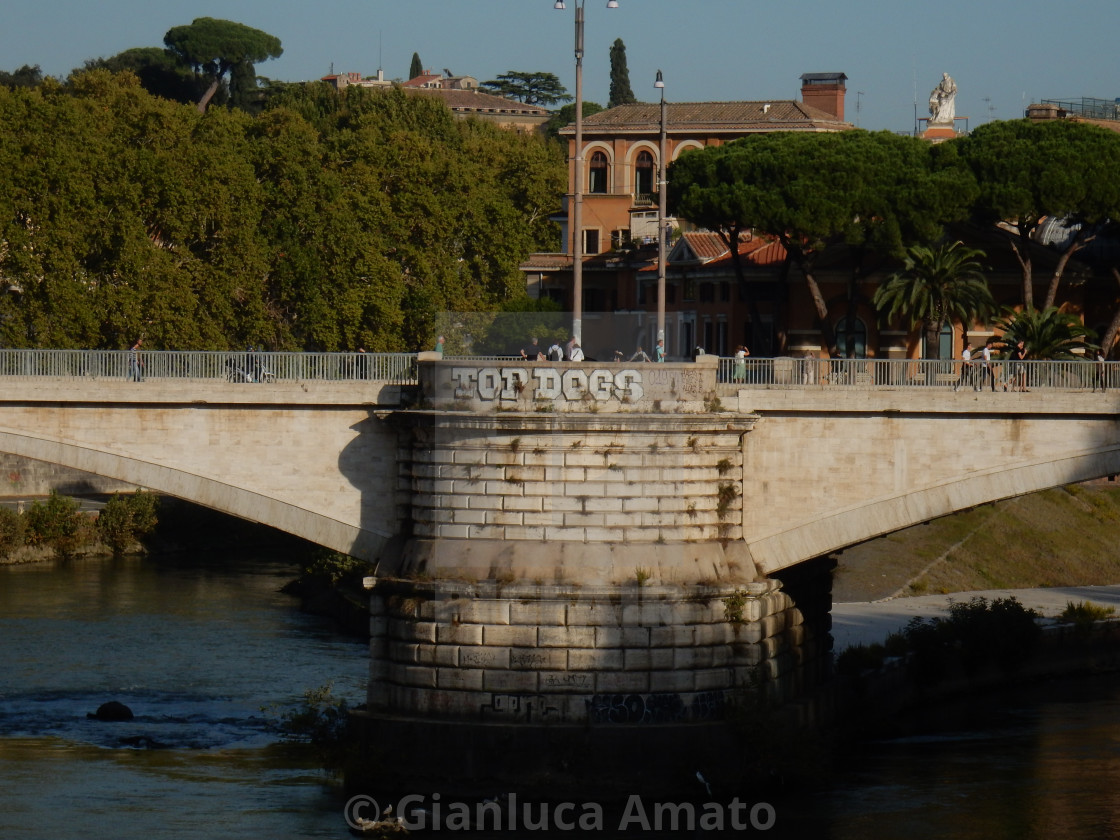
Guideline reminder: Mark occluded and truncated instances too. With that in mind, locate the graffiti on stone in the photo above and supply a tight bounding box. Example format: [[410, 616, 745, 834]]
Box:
[[480, 693, 564, 723], [542, 673, 593, 689], [584, 691, 726, 725], [510, 651, 550, 668], [450, 367, 643, 404]]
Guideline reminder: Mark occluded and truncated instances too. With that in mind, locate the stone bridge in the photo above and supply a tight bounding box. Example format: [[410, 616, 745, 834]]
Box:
[[0, 374, 406, 561], [3, 351, 1119, 786]]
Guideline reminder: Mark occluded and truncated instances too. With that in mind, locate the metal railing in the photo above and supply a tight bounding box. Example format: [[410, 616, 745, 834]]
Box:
[[0, 350, 417, 383], [1041, 98, 1120, 123], [716, 356, 1116, 391]]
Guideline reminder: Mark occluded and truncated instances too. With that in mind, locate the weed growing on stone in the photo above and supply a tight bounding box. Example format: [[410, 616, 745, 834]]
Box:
[[723, 589, 748, 623]]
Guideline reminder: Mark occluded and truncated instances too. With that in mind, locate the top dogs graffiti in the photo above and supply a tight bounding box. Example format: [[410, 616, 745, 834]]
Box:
[[451, 367, 644, 404]]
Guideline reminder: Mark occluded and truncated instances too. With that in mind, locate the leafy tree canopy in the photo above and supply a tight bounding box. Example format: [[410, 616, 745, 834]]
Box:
[[668, 130, 977, 355], [164, 17, 282, 112], [544, 100, 604, 144], [953, 119, 1120, 309], [0, 74, 564, 353], [0, 65, 44, 89], [481, 71, 571, 106], [79, 48, 210, 106]]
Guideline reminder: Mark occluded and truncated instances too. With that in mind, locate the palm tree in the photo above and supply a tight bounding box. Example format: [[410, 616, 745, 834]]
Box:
[[873, 241, 996, 359], [995, 306, 1096, 360]]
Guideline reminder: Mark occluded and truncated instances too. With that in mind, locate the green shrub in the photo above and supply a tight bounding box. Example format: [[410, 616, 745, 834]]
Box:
[[901, 596, 1042, 686], [299, 550, 374, 587], [96, 491, 160, 555], [24, 491, 92, 558], [836, 642, 886, 676], [270, 683, 353, 770], [1058, 600, 1115, 630], [0, 507, 25, 558]]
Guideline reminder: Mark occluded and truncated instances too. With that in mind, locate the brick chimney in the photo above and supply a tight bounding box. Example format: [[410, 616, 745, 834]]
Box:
[[800, 72, 847, 121]]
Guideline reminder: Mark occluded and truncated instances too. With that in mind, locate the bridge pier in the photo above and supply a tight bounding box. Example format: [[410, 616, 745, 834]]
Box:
[[356, 359, 835, 793]]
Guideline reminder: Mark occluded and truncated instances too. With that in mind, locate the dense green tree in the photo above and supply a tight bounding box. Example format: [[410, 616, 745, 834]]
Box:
[[163, 17, 282, 112], [608, 39, 636, 108], [409, 52, 423, 81], [668, 130, 976, 355], [78, 48, 206, 105], [0, 72, 563, 353], [544, 100, 604, 144], [481, 71, 570, 106], [0, 65, 43, 89], [954, 120, 1120, 310], [872, 241, 996, 359]]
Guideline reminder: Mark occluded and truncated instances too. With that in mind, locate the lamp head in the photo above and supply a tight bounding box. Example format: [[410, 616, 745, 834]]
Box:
[[554, 0, 565, 8], [654, 69, 664, 89], [607, 0, 620, 6]]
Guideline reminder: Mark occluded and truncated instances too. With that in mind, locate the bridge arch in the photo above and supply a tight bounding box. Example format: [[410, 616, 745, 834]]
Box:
[[739, 390, 1120, 573], [0, 377, 404, 561]]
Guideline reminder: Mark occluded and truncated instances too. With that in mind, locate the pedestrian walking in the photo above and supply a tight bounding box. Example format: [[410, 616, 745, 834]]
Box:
[[1009, 340, 1028, 392], [952, 342, 973, 392], [978, 338, 996, 391], [128, 338, 144, 382]]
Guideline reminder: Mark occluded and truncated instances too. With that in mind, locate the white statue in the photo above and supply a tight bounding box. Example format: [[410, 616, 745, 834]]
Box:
[[928, 72, 957, 125]]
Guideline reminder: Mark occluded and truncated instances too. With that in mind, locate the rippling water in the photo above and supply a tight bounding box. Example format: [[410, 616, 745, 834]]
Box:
[[0, 553, 367, 839], [4, 553, 1120, 839]]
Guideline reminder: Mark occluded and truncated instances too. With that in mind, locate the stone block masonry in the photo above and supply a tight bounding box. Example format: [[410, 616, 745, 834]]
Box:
[[368, 579, 805, 725], [365, 358, 829, 730], [391, 410, 755, 586]]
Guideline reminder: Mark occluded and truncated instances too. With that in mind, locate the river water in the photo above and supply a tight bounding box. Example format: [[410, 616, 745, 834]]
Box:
[[3, 552, 1120, 839], [0, 551, 367, 839]]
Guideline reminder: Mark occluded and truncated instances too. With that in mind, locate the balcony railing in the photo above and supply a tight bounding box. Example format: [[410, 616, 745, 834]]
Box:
[[716, 356, 1115, 391], [1041, 98, 1120, 123], [0, 350, 417, 383]]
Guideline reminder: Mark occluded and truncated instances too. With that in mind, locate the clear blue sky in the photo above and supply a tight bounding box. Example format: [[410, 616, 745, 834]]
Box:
[[4, 0, 1116, 134]]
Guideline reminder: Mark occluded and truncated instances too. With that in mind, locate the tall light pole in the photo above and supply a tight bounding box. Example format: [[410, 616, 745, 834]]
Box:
[[655, 69, 667, 351], [555, 0, 618, 345]]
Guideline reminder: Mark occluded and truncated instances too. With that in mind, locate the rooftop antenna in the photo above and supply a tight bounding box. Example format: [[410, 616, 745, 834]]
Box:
[[912, 63, 918, 136], [982, 96, 996, 122], [378, 31, 383, 74], [856, 90, 864, 127]]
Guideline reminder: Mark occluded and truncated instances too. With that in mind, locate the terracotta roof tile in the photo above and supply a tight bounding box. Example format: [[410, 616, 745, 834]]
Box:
[[408, 88, 550, 116], [562, 100, 850, 134], [680, 232, 730, 261], [521, 253, 572, 270]]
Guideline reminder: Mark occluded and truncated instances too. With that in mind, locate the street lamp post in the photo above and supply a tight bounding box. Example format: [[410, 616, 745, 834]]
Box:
[[655, 69, 667, 352], [555, 0, 618, 345]]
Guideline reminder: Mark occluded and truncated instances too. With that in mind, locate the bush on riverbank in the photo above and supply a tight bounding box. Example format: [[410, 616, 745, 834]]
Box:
[[0, 490, 159, 561], [836, 596, 1042, 686], [97, 491, 160, 556], [24, 492, 93, 558], [0, 507, 25, 556]]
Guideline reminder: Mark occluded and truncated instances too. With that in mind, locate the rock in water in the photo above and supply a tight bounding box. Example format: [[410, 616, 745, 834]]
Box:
[[87, 701, 134, 721]]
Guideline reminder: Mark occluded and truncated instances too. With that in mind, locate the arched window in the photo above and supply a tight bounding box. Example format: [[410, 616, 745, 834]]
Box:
[[835, 317, 867, 359], [635, 151, 654, 201], [588, 151, 608, 194]]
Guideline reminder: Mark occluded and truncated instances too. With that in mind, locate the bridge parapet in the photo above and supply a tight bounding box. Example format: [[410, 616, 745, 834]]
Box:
[[421, 355, 723, 414]]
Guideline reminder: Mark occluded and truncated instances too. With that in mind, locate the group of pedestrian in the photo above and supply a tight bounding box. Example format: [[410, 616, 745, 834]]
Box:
[[953, 337, 1029, 392], [523, 336, 584, 362]]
